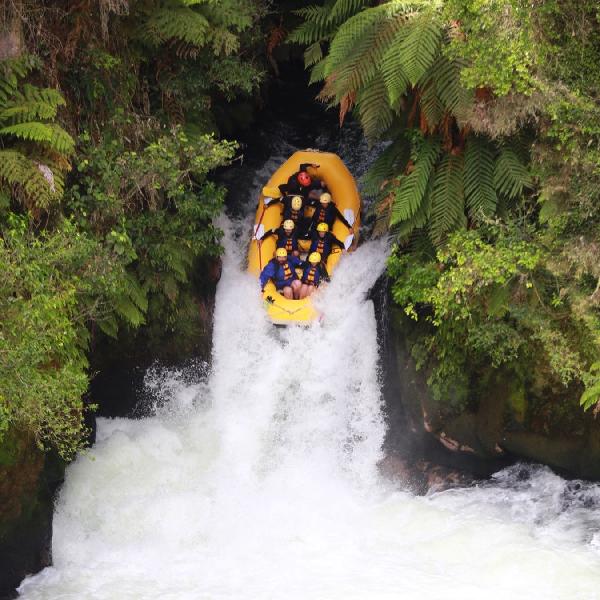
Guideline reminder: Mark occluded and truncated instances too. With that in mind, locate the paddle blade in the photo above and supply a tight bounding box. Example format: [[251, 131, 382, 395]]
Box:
[[254, 224, 265, 240], [343, 208, 355, 227]]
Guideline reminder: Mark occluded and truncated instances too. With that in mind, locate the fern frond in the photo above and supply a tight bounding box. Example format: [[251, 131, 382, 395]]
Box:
[[309, 59, 329, 84], [0, 150, 63, 208], [397, 15, 442, 85], [419, 78, 444, 130], [356, 75, 394, 141], [362, 135, 411, 195], [142, 7, 210, 47], [0, 86, 66, 124], [493, 146, 532, 199], [0, 55, 39, 103], [326, 3, 418, 107], [325, 4, 390, 76], [396, 173, 434, 240], [390, 137, 441, 225], [203, 0, 252, 32], [123, 272, 148, 312], [464, 135, 498, 219], [288, 6, 333, 44], [114, 296, 146, 327], [428, 55, 471, 116], [430, 153, 465, 244], [304, 42, 323, 67], [0, 122, 75, 154], [327, 0, 372, 24], [208, 27, 239, 55]]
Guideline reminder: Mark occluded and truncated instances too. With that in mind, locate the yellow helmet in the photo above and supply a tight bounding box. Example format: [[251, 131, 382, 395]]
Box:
[[308, 252, 321, 264], [316, 222, 329, 232], [291, 195, 303, 210], [283, 219, 295, 231], [263, 186, 281, 199], [275, 248, 288, 258], [319, 192, 332, 204]]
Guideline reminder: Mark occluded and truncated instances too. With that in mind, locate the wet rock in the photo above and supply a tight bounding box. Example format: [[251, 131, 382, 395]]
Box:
[[418, 462, 474, 494], [378, 455, 428, 495], [379, 453, 476, 495], [0, 429, 64, 599]]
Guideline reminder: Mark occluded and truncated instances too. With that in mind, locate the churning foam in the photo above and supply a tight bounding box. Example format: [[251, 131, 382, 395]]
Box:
[[18, 216, 600, 599]]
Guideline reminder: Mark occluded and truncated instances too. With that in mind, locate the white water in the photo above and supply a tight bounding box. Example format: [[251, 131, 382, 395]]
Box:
[[18, 162, 600, 599]]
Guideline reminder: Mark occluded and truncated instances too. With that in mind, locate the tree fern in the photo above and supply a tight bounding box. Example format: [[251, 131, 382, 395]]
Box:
[[391, 137, 441, 225], [464, 135, 497, 219], [430, 153, 465, 244], [291, 0, 532, 245]]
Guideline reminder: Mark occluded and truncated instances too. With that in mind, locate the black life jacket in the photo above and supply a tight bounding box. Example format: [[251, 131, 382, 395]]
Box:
[[305, 266, 317, 285], [282, 262, 293, 280]]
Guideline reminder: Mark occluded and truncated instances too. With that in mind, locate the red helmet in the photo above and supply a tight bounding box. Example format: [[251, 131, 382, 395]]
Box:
[[297, 171, 312, 187]]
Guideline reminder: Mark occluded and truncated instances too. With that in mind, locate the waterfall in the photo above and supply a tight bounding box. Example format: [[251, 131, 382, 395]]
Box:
[[18, 153, 600, 600]]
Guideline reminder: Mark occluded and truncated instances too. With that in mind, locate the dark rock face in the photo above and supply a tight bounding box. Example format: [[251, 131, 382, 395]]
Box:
[[0, 431, 64, 599], [381, 296, 600, 481]]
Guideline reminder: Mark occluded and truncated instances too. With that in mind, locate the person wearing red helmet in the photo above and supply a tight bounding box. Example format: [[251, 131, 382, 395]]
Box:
[[278, 163, 327, 200]]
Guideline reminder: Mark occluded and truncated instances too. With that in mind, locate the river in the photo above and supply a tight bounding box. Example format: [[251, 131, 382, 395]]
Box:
[[17, 117, 600, 599]]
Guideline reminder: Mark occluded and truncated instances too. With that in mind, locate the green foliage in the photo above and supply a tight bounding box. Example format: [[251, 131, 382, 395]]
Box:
[[390, 136, 440, 226], [291, 0, 531, 247], [0, 57, 74, 211], [66, 124, 236, 338], [389, 223, 594, 404], [0, 0, 264, 459], [0, 216, 124, 458], [136, 0, 255, 56], [442, 0, 537, 95], [581, 363, 600, 411]]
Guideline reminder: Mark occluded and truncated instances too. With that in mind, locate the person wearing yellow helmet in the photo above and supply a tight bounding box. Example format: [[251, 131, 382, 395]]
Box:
[[283, 195, 308, 234], [259, 246, 302, 299], [256, 218, 299, 256], [299, 251, 330, 299], [262, 186, 309, 236], [308, 191, 353, 233], [308, 221, 345, 261]]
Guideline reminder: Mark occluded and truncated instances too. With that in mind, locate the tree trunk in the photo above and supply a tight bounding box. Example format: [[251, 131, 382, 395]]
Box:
[[0, 0, 24, 60]]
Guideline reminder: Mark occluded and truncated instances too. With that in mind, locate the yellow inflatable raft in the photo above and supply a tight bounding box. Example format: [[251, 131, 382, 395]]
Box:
[[247, 150, 361, 324]]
